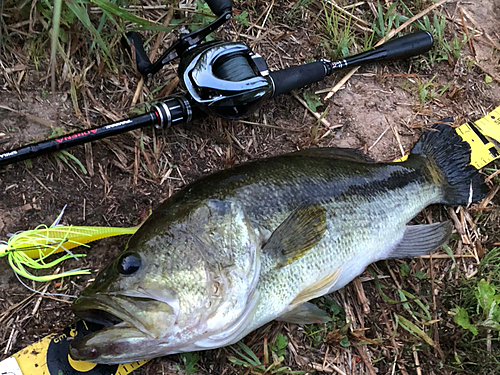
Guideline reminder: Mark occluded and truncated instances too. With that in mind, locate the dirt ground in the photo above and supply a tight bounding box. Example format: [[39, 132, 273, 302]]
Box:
[[0, 0, 499, 374]]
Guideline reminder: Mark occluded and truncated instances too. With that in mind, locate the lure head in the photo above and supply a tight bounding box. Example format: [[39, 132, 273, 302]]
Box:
[[0, 243, 7, 256]]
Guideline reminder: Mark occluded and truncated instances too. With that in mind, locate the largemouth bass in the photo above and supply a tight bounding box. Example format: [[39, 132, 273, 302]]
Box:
[[70, 123, 487, 364]]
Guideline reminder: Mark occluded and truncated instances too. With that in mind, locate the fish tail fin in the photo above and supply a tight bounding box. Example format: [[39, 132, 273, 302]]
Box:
[[409, 119, 488, 205]]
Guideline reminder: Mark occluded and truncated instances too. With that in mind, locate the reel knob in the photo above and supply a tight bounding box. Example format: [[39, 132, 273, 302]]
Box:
[[178, 41, 273, 119]]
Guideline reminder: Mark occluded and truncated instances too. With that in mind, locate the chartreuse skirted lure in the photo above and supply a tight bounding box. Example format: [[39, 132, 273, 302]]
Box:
[[0, 207, 138, 282]]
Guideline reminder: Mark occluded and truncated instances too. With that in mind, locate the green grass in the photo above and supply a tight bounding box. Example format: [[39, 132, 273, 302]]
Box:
[[414, 74, 450, 103], [398, 73, 450, 105], [21, 0, 183, 89], [372, 2, 408, 39], [453, 248, 500, 332], [228, 337, 306, 374], [418, 13, 467, 63], [284, 0, 315, 28], [180, 352, 200, 375], [301, 295, 347, 348], [321, 2, 356, 60], [441, 247, 500, 374], [50, 0, 63, 92]]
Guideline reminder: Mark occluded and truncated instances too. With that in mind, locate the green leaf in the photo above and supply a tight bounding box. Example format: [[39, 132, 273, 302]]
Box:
[[396, 314, 436, 348], [413, 270, 428, 280], [399, 263, 410, 277], [90, 0, 176, 32], [190, 0, 216, 31], [476, 279, 497, 311], [325, 298, 343, 316], [60, 151, 88, 175], [339, 336, 350, 347], [234, 342, 262, 367], [442, 244, 456, 268], [272, 334, 288, 358], [399, 289, 432, 321], [303, 91, 322, 112], [485, 75, 493, 84], [452, 307, 478, 335], [228, 356, 252, 367], [234, 11, 249, 26], [91, 0, 151, 26], [276, 334, 287, 351], [180, 352, 200, 375]]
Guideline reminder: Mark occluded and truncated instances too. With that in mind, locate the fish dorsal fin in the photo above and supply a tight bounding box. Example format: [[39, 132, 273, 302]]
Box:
[[288, 147, 374, 163], [263, 204, 327, 267], [386, 221, 453, 259], [276, 302, 331, 324], [290, 268, 342, 307]]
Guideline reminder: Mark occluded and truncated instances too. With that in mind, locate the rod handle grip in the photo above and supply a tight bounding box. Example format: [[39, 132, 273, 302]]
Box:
[[374, 31, 434, 61], [269, 61, 328, 98]]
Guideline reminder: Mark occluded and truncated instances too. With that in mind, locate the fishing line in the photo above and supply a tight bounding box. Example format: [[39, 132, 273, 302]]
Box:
[[14, 272, 78, 299], [214, 55, 256, 81]]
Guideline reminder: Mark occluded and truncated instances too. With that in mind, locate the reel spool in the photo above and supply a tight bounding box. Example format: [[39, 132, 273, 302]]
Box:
[[178, 41, 273, 119]]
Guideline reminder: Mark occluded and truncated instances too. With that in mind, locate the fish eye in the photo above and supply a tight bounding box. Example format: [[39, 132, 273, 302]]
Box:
[[117, 252, 142, 275]]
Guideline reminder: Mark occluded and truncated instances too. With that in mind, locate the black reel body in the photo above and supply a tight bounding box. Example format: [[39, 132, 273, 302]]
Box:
[[178, 41, 273, 119]]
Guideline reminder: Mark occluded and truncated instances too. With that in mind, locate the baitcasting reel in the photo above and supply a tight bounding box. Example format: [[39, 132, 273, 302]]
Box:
[[177, 41, 273, 119], [123, 0, 273, 120]]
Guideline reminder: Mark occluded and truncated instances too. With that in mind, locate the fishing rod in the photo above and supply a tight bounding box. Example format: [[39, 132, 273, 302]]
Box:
[[0, 0, 434, 167]]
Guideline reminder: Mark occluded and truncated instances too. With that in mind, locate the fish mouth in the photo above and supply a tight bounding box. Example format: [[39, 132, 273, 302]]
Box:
[[73, 308, 124, 327], [70, 294, 163, 363], [70, 289, 178, 363], [72, 294, 153, 334]]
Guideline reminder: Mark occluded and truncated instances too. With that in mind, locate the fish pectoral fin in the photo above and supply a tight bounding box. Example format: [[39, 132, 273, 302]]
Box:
[[290, 268, 342, 307], [263, 204, 327, 267], [387, 221, 453, 259], [276, 302, 331, 324]]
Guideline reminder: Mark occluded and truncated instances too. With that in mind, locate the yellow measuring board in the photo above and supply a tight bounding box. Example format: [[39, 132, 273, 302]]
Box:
[[395, 105, 500, 168], [455, 105, 500, 169]]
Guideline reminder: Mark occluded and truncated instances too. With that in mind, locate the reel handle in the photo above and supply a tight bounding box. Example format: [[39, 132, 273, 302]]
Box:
[[123, 0, 233, 78], [122, 32, 153, 77], [270, 61, 329, 98], [205, 0, 232, 17]]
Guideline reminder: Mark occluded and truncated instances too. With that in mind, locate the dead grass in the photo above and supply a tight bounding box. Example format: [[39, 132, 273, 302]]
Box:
[[0, 0, 499, 374]]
